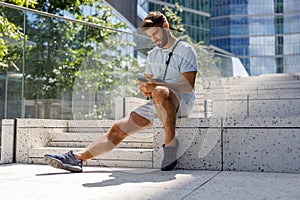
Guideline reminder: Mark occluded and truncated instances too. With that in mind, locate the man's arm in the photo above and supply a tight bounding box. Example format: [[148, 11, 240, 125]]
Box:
[[157, 71, 197, 93], [182, 71, 197, 90], [138, 71, 197, 96]]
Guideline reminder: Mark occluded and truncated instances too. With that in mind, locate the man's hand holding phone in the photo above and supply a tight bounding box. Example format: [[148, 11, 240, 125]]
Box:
[[137, 77, 148, 83], [137, 75, 162, 99], [137, 75, 163, 83]]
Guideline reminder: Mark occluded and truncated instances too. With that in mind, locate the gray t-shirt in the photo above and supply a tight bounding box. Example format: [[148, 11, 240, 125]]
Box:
[[145, 39, 198, 105]]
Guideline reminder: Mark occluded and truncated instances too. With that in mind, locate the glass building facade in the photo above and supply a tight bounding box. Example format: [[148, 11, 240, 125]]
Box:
[[210, 0, 300, 75], [148, 0, 210, 44]]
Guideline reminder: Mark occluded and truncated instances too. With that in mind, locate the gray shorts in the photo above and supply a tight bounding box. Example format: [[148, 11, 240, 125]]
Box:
[[132, 97, 194, 124]]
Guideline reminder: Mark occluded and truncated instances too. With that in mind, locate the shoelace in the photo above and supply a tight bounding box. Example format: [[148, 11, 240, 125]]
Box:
[[68, 151, 82, 167]]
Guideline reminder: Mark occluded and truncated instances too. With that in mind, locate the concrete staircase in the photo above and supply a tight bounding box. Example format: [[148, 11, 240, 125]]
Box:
[[28, 121, 156, 168], [203, 73, 300, 118]]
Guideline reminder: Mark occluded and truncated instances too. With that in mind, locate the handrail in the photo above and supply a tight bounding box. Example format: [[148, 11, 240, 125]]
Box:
[[0, 1, 147, 38]]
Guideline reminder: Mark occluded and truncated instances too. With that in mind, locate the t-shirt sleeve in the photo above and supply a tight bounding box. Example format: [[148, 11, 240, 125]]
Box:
[[144, 49, 155, 75], [179, 45, 198, 73], [145, 57, 153, 75]]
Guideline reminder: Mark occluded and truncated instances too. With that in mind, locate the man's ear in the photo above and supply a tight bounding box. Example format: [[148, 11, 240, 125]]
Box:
[[163, 22, 169, 29]]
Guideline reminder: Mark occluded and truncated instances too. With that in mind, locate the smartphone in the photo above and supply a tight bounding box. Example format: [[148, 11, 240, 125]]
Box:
[[138, 77, 148, 82], [153, 78, 163, 82]]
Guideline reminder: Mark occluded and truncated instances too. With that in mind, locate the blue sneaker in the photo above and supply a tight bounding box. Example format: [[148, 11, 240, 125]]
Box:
[[161, 139, 179, 171], [44, 150, 82, 173]]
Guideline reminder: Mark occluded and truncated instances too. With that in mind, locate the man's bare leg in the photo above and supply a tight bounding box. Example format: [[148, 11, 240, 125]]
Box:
[[151, 86, 179, 147], [75, 112, 152, 162], [152, 86, 180, 170]]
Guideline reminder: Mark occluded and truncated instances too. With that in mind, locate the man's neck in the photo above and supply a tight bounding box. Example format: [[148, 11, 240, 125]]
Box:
[[162, 35, 176, 49]]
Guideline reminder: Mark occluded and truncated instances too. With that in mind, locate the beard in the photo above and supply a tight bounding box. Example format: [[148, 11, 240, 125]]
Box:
[[155, 29, 169, 48]]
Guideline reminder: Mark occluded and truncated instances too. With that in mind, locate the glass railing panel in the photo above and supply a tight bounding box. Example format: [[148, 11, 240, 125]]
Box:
[[24, 11, 88, 119], [0, 3, 154, 121], [72, 26, 152, 120], [0, 6, 24, 120]]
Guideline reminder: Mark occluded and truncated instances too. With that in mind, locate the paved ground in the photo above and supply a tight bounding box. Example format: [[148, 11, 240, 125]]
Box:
[[1, 164, 300, 200]]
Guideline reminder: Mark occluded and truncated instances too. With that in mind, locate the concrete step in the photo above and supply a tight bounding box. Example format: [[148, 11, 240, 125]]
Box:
[[208, 81, 300, 91], [212, 93, 300, 100], [221, 73, 299, 83], [202, 75, 299, 89], [49, 141, 153, 149], [30, 147, 153, 168], [67, 120, 156, 133], [29, 131, 155, 168], [221, 78, 300, 85], [188, 111, 206, 118], [49, 132, 154, 143], [49, 132, 154, 148], [227, 89, 300, 96], [212, 98, 300, 118], [207, 88, 300, 96]]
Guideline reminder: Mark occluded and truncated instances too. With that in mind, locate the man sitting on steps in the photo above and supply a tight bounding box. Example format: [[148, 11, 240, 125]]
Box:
[[44, 11, 198, 172]]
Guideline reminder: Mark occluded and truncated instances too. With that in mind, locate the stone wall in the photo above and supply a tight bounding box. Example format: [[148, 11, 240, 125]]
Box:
[[0, 119, 15, 163], [2, 117, 299, 173], [154, 117, 300, 173]]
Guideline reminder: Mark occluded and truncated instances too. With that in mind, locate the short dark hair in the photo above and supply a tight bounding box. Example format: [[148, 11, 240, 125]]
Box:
[[141, 11, 167, 30]]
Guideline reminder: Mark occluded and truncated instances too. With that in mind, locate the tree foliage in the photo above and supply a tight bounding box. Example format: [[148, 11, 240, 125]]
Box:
[[163, 2, 185, 33], [0, 0, 36, 70]]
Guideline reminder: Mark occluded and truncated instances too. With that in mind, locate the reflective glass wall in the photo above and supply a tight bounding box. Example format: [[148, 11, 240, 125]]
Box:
[[284, 0, 300, 73], [0, 3, 152, 122], [210, 0, 300, 76]]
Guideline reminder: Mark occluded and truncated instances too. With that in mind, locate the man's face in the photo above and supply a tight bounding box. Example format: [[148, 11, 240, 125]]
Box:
[[145, 27, 168, 48]]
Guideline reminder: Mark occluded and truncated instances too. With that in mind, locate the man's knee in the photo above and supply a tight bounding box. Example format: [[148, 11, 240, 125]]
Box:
[[106, 123, 128, 145], [129, 112, 152, 128], [152, 86, 169, 102], [111, 112, 151, 138], [152, 87, 179, 108]]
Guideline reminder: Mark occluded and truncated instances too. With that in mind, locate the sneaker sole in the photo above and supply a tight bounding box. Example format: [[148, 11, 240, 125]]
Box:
[[161, 160, 177, 171], [44, 156, 82, 173]]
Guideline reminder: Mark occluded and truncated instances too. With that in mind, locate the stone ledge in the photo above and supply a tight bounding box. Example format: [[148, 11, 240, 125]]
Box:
[[16, 118, 68, 128], [153, 118, 222, 128], [223, 117, 300, 128]]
